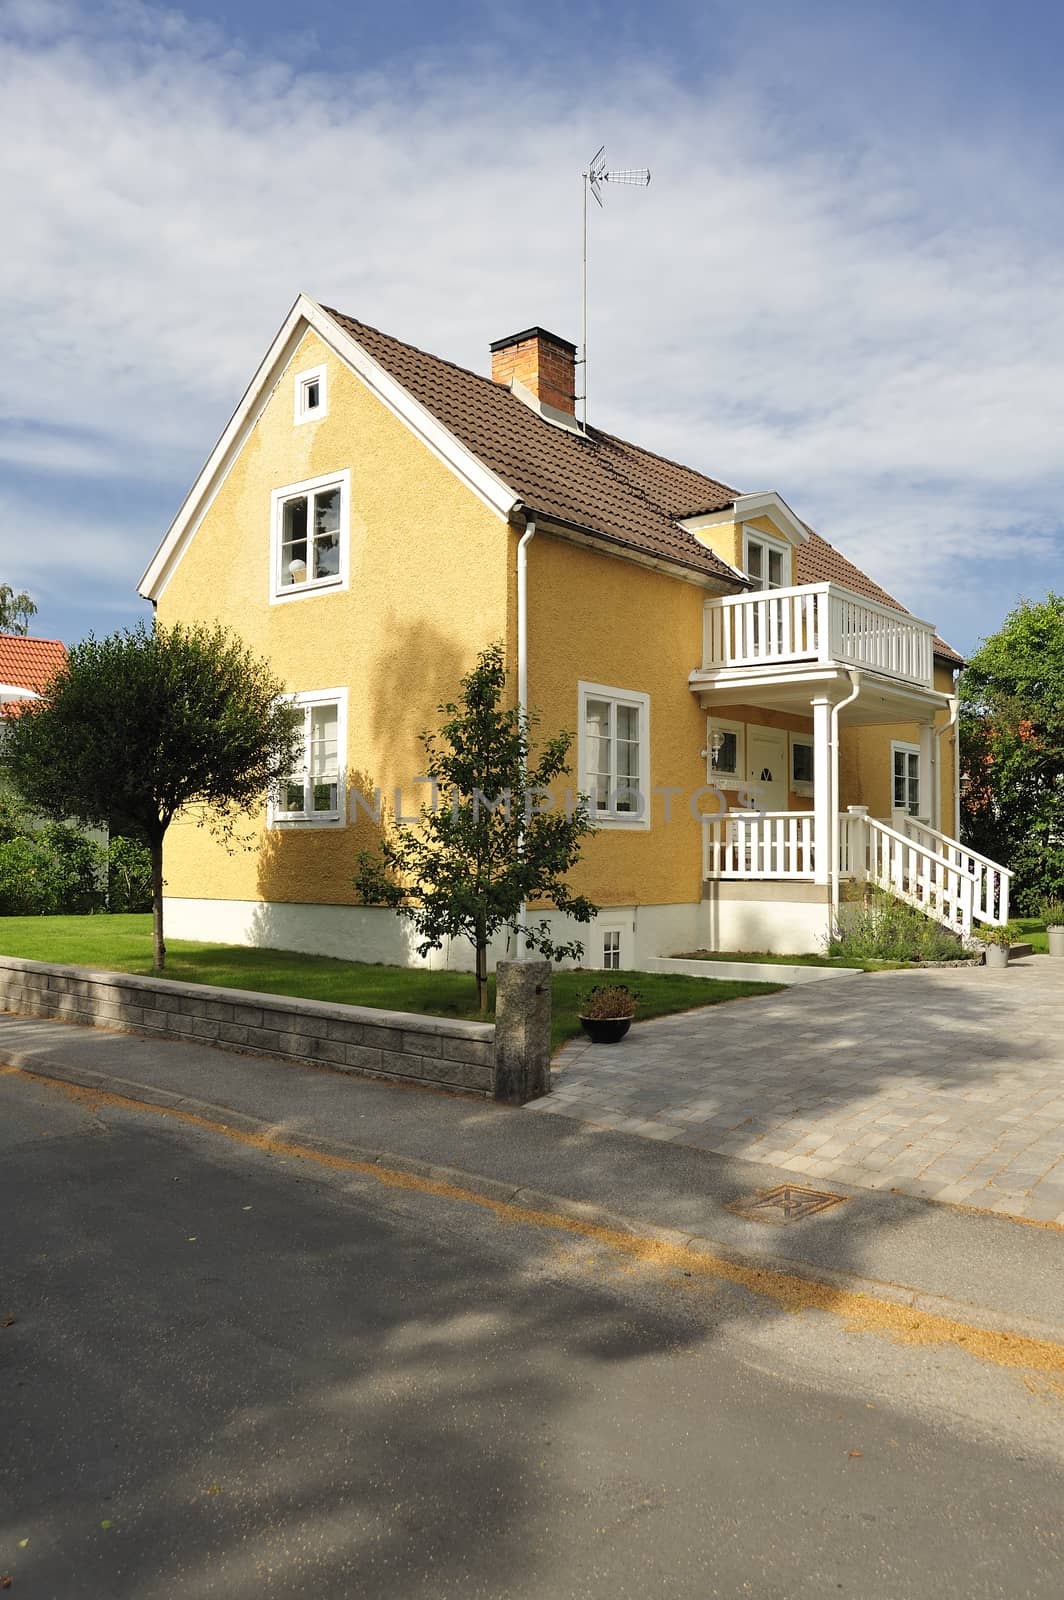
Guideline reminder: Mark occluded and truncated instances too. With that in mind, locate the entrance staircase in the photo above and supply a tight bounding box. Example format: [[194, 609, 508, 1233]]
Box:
[[839, 810, 1011, 939]]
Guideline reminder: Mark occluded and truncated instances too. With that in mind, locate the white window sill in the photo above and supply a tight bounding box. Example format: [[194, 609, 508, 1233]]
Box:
[[590, 812, 651, 831], [270, 815, 345, 830], [271, 576, 345, 606]]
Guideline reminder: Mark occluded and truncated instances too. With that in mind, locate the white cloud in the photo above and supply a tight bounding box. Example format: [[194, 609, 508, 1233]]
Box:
[[0, 0, 1061, 645]]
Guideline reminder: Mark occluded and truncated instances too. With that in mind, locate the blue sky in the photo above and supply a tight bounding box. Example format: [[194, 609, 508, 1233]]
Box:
[[0, 0, 1061, 655]]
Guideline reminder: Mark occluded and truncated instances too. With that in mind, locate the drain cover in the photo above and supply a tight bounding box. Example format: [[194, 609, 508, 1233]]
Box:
[[727, 1183, 846, 1224]]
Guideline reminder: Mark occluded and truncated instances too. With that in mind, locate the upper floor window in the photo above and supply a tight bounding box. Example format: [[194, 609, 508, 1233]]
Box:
[[743, 530, 791, 591], [294, 364, 327, 425], [272, 689, 346, 827], [270, 471, 349, 602], [579, 682, 650, 828]]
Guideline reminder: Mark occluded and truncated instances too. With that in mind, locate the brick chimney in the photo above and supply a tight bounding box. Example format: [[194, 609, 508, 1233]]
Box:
[[490, 327, 577, 417]]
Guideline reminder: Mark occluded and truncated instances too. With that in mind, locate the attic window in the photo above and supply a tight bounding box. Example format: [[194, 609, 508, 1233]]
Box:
[[294, 364, 327, 424]]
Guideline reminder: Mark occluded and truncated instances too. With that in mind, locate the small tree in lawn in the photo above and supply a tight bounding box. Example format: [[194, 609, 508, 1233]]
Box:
[[2, 621, 302, 972], [355, 642, 597, 1013]]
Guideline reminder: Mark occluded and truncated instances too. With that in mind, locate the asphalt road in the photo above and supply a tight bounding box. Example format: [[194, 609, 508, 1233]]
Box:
[[2, 1067, 1062, 1599]]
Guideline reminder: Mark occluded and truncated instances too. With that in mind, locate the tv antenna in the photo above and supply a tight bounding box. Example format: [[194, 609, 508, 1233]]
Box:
[[580, 146, 651, 428]]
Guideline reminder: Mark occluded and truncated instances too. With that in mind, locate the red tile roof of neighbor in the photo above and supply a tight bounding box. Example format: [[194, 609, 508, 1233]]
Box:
[[0, 634, 67, 695], [323, 306, 963, 667]]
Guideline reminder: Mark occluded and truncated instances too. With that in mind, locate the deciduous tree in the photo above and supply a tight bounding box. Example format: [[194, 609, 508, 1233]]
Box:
[[3, 622, 301, 971], [356, 643, 597, 1012]]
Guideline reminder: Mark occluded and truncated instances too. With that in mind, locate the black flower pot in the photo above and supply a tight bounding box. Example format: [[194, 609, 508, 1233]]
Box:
[[578, 1015, 633, 1044]]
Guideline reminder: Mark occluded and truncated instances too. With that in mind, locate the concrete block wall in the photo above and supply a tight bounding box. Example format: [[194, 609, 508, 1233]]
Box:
[[0, 956, 497, 1097]]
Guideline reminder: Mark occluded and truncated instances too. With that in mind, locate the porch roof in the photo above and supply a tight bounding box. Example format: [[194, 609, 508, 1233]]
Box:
[[689, 663, 952, 723]]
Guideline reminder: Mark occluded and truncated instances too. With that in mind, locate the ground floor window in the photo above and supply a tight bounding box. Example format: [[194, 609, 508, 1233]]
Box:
[[892, 741, 921, 816], [602, 929, 622, 970], [790, 734, 814, 793], [579, 682, 650, 827], [273, 689, 347, 826]]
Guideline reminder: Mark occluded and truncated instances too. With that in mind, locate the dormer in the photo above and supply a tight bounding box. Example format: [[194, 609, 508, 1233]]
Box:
[[678, 490, 810, 587]]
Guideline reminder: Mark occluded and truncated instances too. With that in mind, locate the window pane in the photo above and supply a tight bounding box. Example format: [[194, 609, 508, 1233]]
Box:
[[313, 488, 341, 579], [792, 742, 814, 785], [284, 778, 305, 812], [304, 379, 320, 410], [585, 699, 611, 811], [746, 542, 763, 583], [281, 497, 308, 586], [712, 729, 738, 775], [614, 703, 640, 811], [768, 549, 783, 588], [309, 705, 338, 779]]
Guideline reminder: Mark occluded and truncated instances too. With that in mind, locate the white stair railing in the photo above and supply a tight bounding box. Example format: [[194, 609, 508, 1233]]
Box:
[[897, 817, 1011, 925], [847, 813, 1011, 937]]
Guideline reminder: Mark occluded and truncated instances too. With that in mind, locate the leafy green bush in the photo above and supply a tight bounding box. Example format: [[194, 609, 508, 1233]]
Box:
[[1039, 899, 1064, 930], [828, 890, 970, 963], [0, 824, 107, 916], [107, 835, 153, 913]]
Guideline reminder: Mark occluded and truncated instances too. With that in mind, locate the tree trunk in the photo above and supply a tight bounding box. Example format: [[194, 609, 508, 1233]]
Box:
[[475, 922, 489, 1015], [151, 834, 166, 974]]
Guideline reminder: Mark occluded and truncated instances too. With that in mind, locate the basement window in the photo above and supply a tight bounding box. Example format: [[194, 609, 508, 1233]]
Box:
[[294, 364, 327, 424], [270, 471, 349, 601]]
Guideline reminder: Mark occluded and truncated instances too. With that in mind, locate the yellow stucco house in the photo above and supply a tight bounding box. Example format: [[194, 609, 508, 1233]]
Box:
[[138, 296, 1010, 968]]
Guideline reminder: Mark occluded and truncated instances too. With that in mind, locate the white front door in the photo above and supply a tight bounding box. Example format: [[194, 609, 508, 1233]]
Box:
[[746, 726, 788, 813]]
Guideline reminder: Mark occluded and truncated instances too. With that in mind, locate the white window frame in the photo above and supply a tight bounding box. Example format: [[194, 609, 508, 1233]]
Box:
[[270, 470, 350, 604], [790, 733, 815, 797], [601, 928, 623, 971], [293, 363, 328, 425], [742, 528, 792, 590], [270, 688, 347, 829], [891, 740, 923, 819], [706, 716, 745, 790], [578, 682, 651, 831]]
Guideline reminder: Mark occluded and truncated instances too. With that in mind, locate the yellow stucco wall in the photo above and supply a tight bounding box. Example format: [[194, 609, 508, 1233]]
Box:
[[839, 661, 959, 832], [157, 327, 511, 906], [516, 532, 710, 908]]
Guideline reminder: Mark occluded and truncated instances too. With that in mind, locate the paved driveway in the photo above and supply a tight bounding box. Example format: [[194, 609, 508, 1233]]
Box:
[[531, 961, 1064, 1222]]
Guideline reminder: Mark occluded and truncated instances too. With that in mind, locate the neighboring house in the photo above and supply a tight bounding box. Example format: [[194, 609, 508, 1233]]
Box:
[[138, 297, 1009, 967], [0, 633, 67, 711]]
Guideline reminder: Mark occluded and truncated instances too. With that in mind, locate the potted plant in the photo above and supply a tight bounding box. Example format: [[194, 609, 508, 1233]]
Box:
[[978, 922, 1016, 969], [1041, 899, 1064, 958], [578, 984, 638, 1044]]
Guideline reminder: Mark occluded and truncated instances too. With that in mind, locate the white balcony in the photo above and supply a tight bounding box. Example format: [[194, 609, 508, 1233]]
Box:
[[701, 583, 936, 690]]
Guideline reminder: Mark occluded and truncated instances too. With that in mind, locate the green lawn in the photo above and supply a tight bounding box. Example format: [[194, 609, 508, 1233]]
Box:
[[1015, 918, 1048, 954], [673, 948, 909, 973], [0, 914, 783, 1052]]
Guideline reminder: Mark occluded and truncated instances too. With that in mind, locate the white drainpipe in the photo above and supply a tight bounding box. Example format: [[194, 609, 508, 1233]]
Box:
[[936, 693, 960, 839], [516, 515, 536, 949], [829, 669, 862, 924]]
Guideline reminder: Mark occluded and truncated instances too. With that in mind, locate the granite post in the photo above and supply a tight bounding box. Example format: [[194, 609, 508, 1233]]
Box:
[[492, 959, 552, 1104]]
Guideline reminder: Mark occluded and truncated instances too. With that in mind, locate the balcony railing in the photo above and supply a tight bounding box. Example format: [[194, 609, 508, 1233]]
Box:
[[702, 583, 935, 689]]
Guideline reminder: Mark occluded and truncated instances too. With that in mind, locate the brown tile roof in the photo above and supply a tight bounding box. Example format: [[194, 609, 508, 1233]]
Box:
[[324, 307, 739, 583], [0, 634, 66, 695], [323, 307, 962, 665]]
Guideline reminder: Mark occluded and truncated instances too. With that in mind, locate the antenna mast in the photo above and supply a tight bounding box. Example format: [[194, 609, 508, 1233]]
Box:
[[580, 146, 651, 428]]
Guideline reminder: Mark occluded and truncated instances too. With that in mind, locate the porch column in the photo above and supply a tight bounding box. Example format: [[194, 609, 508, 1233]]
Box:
[[812, 694, 833, 886], [920, 721, 935, 825]]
